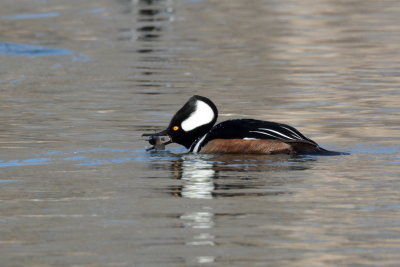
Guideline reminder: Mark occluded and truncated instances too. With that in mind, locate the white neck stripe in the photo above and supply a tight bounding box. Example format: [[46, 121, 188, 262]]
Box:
[[192, 134, 208, 153]]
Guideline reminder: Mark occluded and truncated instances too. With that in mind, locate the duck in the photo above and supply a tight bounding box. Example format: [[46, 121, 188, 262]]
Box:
[[143, 95, 342, 155]]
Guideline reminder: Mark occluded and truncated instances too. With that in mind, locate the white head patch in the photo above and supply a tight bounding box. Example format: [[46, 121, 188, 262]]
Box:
[[181, 100, 215, 131]]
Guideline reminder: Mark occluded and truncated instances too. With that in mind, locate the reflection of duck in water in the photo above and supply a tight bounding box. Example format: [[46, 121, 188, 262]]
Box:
[[166, 154, 313, 199], [177, 156, 215, 199], [143, 95, 343, 155]]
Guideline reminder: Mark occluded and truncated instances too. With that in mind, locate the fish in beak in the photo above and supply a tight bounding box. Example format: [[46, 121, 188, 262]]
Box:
[[142, 130, 172, 151]]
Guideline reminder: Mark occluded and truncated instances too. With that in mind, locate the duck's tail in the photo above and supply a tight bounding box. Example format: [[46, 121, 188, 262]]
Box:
[[289, 141, 349, 156], [314, 147, 349, 156]]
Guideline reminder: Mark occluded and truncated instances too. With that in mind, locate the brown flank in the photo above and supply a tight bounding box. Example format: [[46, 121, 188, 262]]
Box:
[[200, 139, 319, 154]]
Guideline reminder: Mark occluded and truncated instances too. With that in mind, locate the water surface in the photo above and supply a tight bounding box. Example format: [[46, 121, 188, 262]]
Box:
[[0, 0, 399, 266]]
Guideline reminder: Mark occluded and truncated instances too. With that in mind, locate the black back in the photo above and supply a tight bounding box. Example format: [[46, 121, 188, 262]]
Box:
[[190, 119, 318, 152]]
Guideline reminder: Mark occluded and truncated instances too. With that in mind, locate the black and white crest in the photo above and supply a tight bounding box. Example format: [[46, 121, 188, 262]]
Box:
[[164, 95, 218, 148], [180, 97, 216, 132]]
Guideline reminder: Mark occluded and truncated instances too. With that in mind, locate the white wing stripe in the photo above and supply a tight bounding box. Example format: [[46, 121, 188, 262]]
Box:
[[257, 128, 295, 140], [249, 130, 281, 139], [280, 126, 304, 140]]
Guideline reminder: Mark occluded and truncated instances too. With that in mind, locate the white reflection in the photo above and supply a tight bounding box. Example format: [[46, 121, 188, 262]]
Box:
[[189, 233, 215, 246], [181, 209, 216, 246], [181, 159, 215, 199], [179, 158, 217, 264], [180, 211, 215, 229], [195, 256, 215, 264]]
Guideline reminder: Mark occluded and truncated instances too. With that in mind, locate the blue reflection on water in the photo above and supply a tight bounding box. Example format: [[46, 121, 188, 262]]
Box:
[[0, 158, 50, 167], [82, 8, 106, 14], [72, 53, 92, 62], [0, 41, 91, 62], [350, 146, 398, 154], [2, 12, 59, 20], [64, 155, 87, 161], [393, 156, 400, 165], [0, 179, 25, 183], [77, 161, 106, 166], [75, 149, 182, 166], [0, 41, 72, 57], [8, 77, 27, 84]]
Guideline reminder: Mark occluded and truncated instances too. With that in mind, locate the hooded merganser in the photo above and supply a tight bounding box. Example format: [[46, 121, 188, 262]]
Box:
[[143, 95, 342, 155]]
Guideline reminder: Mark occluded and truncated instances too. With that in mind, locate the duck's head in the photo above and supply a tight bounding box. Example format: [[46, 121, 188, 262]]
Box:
[[143, 95, 218, 150]]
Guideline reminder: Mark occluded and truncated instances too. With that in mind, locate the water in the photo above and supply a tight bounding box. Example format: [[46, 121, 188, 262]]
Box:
[[1, 0, 399, 265]]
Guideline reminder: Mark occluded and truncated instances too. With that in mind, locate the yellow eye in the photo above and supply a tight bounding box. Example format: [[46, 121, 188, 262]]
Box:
[[172, 126, 179, 131]]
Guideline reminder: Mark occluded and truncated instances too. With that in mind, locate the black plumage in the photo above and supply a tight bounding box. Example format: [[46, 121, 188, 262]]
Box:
[[190, 119, 318, 152]]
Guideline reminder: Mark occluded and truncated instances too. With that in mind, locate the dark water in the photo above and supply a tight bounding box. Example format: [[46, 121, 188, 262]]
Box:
[[1, 0, 399, 266]]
